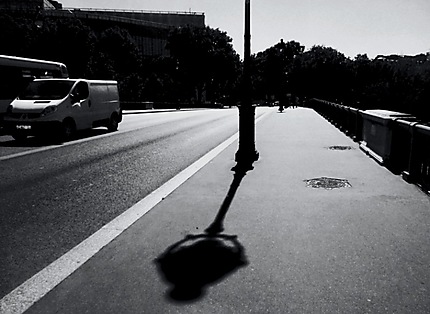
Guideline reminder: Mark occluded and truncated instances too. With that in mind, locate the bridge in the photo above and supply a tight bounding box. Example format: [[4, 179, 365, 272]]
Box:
[[310, 98, 430, 194], [1, 106, 429, 313]]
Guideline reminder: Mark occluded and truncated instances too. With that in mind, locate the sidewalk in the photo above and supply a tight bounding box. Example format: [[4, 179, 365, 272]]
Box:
[[26, 108, 430, 313]]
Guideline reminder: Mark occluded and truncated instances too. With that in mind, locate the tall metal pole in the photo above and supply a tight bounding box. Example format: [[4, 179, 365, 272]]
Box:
[[234, 0, 259, 172]]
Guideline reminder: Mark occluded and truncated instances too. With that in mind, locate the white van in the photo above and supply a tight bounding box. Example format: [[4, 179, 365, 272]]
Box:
[[4, 79, 122, 141]]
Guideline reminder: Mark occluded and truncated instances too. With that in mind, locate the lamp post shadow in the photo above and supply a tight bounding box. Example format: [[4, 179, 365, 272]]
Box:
[[155, 169, 249, 303], [155, 0, 254, 300], [204, 169, 246, 235]]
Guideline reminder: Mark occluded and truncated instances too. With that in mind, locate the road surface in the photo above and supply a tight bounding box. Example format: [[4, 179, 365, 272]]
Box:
[[0, 107, 270, 298]]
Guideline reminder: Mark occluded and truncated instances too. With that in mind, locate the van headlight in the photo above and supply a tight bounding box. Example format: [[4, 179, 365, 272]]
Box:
[[40, 106, 58, 117]]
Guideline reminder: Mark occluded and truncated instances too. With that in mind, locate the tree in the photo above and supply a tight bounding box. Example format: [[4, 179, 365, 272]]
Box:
[[140, 56, 179, 102], [30, 17, 96, 78], [0, 13, 35, 56], [292, 45, 352, 102], [251, 39, 304, 102], [89, 26, 143, 101], [347, 52, 430, 119], [166, 25, 241, 104]]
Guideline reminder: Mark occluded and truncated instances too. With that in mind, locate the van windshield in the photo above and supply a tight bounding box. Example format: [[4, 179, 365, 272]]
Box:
[[19, 80, 75, 100]]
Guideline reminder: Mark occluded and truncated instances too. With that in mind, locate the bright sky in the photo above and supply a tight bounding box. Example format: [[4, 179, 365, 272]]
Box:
[[61, 0, 430, 59]]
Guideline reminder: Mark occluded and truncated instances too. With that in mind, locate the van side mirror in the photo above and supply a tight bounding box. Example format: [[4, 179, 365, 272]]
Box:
[[70, 93, 78, 103]]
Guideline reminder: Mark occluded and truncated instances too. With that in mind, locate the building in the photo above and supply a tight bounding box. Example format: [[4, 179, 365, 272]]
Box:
[[0, 0, 205, 57], [0, 0, 63, 10]]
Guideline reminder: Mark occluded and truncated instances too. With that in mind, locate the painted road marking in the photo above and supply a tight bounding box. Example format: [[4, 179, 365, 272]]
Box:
[[0, 126, 130, 162], [0, 108, 219, 162], [0, 109, 272, 314], [1, 117, 172, 162]]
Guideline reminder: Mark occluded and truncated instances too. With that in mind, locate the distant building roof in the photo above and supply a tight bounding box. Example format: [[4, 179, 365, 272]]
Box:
[[0, 0, 205, 57]]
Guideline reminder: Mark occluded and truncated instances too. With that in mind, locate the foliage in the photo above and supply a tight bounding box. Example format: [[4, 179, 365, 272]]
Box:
[[0, 13, 96, 77], [166, 25, 241, 104], [292, 45, 352, 101], [0, 12, 241, 105], [0, 13, 35, 56], [1, 10, 429, 118], [32, 18, 96, 78], [343, 53, 430, 119], [251, 41, 430, 120], [251, 39, 304, 102], [87, 26, 143, 101]]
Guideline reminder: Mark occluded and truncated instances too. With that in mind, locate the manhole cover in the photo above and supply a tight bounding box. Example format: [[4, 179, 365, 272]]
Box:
[[328, 145, 353, 150], [304, 177, 352, 189]]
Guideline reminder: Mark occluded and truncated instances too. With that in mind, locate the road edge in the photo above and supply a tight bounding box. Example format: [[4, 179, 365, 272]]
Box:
[[0, 109, 272, 314]]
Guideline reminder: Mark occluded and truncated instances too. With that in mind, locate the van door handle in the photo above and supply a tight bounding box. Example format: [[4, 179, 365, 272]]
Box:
[[88, 100, 92, 107]]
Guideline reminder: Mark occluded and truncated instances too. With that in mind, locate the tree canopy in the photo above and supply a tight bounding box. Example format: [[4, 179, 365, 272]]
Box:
[[1, 10, 429, 118], [166, 25, 241, 104], [251, 41, 430, 120]]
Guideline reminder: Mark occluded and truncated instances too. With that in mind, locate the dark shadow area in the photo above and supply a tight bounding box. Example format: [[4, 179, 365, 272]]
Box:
[[205, 171, 245, 235], [155, 170, 248, 303], [155, 233, 248, 302], [0, 135, 59, 147], [122, 108, 220, 116], [121, 110, 177, 115], [0, 128, 109, 147]]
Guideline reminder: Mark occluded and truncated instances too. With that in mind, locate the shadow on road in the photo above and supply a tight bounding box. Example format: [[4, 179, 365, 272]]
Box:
[[0, 128, 109, 147], [155, 170, 249, 303]]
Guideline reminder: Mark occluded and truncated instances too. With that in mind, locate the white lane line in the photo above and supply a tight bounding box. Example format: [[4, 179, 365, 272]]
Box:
[[0, 109, 232, 162], [0, 109, 272, 314], [0, 120, 157, 162], [0, 109, 207, 162], [0, 128, 125, 162]]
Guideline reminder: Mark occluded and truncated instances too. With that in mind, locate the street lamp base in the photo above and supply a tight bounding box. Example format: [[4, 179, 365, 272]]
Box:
[[233, 104, 259, 173], [232, 150, 259, 172]]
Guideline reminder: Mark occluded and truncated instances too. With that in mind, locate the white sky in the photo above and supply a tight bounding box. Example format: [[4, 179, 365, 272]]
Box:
[[60, 0, 430, 59]]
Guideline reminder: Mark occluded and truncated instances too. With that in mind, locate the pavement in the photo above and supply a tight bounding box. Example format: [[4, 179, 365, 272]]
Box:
[[5, 107, 430, 313]]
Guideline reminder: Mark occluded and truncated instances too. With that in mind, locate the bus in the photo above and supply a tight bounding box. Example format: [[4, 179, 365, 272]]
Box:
[[0, 55, 69, 128]]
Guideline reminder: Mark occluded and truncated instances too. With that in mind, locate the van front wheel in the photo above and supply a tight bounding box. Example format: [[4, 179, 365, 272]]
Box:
[[107, 113, 119, 132], [61, 119, 76, 141]]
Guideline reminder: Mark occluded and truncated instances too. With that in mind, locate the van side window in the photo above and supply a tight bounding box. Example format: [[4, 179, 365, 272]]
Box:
[[72, 81, 89, 100]]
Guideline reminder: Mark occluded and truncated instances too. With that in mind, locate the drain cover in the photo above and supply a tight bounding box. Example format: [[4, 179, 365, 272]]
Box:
[[304, 177, 351, 189], [328, 145, 353, 150]]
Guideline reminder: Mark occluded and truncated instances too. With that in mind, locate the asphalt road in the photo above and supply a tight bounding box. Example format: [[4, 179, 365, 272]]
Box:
[[0, 108, 267, 298]]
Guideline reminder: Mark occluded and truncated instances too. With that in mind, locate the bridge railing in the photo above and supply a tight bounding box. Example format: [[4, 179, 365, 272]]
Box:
[[308, 99, 363, 141], [308, 98, 430, 193], [397, 121, 430, 192]]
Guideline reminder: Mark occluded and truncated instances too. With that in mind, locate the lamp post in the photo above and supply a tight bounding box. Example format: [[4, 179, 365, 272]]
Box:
[[233, 0, 259, 172]]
